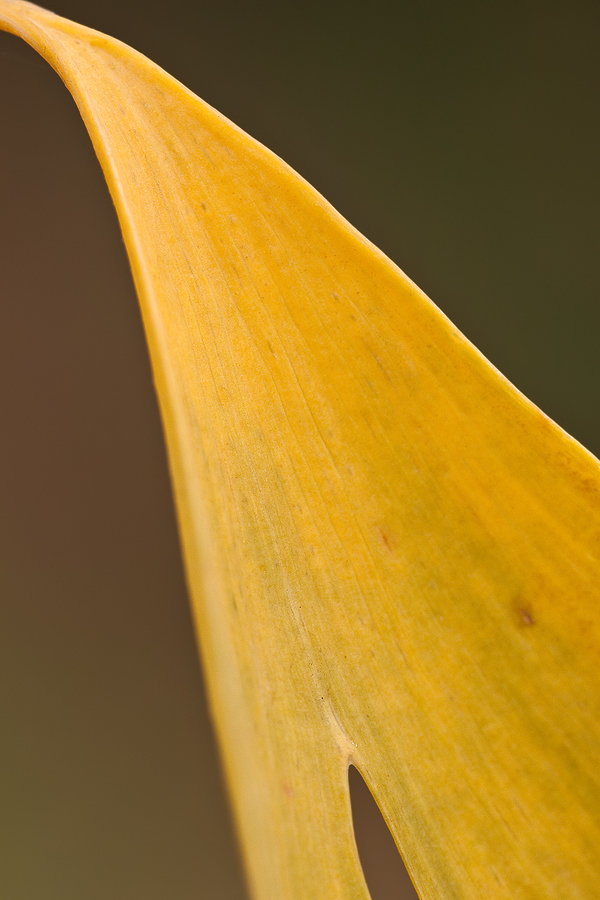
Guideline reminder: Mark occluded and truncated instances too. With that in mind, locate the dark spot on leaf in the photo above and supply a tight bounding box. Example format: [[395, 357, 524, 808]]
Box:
[[518, 607, 534, 626], [378, 526, 394, 551]]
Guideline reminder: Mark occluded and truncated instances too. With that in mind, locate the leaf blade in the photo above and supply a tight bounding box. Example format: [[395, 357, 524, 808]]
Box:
[[1, 3, 599, 898]]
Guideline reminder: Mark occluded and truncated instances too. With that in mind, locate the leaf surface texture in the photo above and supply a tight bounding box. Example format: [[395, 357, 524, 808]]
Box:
[[1, 3, 599, 898]]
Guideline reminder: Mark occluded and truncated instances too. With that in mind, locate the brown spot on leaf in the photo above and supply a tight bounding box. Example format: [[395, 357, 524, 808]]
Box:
[[378, 526, 394, 552], [518, 607, 535, 626]]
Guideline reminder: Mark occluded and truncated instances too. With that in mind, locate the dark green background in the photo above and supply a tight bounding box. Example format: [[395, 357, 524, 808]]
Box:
[[0, 1, 598, 898]]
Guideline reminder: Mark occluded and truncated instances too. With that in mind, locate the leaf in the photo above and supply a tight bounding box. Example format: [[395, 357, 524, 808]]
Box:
[[1, 2, 599, 898]]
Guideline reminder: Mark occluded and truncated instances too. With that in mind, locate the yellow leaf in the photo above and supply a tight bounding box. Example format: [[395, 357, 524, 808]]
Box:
[[1, 2, 599, 898]]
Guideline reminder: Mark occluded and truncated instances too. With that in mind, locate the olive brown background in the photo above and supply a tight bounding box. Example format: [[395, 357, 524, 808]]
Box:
[[1, 1, 599, 898]]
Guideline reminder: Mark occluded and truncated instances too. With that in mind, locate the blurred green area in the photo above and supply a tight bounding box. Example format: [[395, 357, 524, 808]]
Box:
[[0, 2, 598, 898]]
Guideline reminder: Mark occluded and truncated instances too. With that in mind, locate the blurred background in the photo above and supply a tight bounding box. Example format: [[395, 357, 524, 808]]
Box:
[[0, 1, 599, 897]]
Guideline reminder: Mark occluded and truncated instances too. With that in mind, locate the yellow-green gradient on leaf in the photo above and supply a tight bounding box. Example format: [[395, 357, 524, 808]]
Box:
[[0, 2, 598, 898]]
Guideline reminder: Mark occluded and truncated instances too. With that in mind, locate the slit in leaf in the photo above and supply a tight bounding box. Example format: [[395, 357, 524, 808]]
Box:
[[349, 765, 419, 900]]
